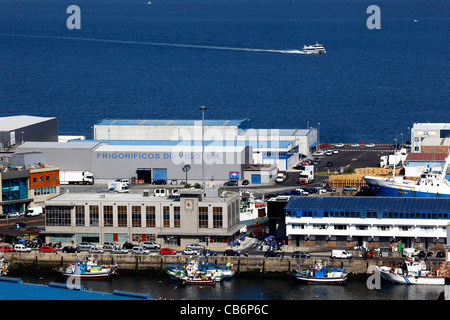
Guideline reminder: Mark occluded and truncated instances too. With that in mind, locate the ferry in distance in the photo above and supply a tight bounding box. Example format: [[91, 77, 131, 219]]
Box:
[[303, 42, 326, 55]]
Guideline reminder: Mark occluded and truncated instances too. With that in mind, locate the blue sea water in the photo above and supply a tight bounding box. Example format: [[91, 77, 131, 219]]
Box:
[[0, 0, 448, 143]]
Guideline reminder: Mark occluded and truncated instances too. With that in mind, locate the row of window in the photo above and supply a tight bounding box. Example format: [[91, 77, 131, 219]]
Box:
[[32, 175, 57, 183], [34, 186, 58, 196], [287, 210, 450, 220], [48, 205, 224, 229], [291, 223, 444, 232]]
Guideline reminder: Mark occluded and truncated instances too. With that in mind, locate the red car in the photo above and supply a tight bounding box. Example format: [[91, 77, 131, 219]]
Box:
[[159, 248, 177, 255], [39, 246, 57, 253], [250, 228, 265, 235], [0, 245, 14, 252]]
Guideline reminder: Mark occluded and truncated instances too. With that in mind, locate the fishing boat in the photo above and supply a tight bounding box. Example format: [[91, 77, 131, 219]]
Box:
[[363, 155, 450, 198], [0, 256, 10, 276], [54, 256, 118, 279], [377, 258, 444, 285], [180, 272, 217, 285], [202, 262, 235, 279], [288, 260, 348, 284], [166, 258, 231, 282], [240, 191, 268, 228], [302, 42, 326, 55]]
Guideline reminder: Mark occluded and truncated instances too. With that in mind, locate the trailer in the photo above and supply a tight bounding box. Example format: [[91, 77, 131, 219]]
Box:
[[108, 181, 130, 193], [60, 171, 94, 185]]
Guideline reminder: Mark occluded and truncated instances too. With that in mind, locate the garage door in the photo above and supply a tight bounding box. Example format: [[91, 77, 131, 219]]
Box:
[[251, 174, 261, 184], [153, 168, 167, 182]]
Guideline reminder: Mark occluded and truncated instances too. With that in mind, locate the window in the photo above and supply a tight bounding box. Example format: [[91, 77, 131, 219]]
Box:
[[163, 206, 170, 228], [132, 206, 141, 227], [45, 206, 71, 226], [118, 206, 127, 227], [75, 205, 85, 226], [103, 205, 113, 227], [334, 225, 347, 230], [213, 207, 223, 228], [199, 207, 208, 228], [174, 207, 180, 228], [89, 205, 99, 227], [146, 206, 156, 227]]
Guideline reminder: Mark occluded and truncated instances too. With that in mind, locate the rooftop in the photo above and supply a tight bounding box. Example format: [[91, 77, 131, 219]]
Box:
[[405, 153, 448, 162], [96, 118, 250, 128], [284, 196, 450, 213], [0, 115, 56, 132]]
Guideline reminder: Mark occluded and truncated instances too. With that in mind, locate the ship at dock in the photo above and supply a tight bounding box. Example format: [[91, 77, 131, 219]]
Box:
[[239, 191, 268, 229], [363, 155, 450, 198]]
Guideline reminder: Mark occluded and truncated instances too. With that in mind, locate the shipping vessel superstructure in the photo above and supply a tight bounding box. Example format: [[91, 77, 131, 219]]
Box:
[[363, 155, 450, 198]]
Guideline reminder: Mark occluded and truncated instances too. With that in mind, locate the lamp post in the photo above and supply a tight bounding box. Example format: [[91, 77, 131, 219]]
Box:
[[200, 105, 207, 190]]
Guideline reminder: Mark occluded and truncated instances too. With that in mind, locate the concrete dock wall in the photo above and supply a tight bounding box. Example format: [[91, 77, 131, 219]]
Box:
[[5, 252, 446, 275]]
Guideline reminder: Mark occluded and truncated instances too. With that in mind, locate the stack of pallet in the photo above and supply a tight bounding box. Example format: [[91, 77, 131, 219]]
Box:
[[328, 167, 402, 189]]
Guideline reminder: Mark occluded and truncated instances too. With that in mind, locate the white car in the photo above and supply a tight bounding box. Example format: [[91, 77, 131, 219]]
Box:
[[334, 143, 344, 148], [350, 143, 360, 147], [186, 244, 205, 250], [132, 246, 150, 255], [325, 149, 333, 156], [365, 143, 375, 147], [182, 248, 199, 255], [313, 150, 324, 156], [89, 247, 104, 254], [111, 246, 128, 254]]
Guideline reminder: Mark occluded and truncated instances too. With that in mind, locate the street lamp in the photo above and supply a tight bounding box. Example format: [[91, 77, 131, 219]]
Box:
[[200, 105, 207, 190]]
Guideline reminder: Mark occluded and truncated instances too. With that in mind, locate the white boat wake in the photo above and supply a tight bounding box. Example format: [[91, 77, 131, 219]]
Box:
[[0, 33, 304, 55]]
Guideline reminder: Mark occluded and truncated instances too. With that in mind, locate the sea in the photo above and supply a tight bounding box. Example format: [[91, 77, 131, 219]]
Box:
[[0, 0, 449, 144]]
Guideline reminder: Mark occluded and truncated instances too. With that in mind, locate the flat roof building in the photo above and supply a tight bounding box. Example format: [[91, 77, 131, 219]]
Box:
[[284, 196, 450, 250], [43, 188, 241, 249], [411, 123, 450, 154]]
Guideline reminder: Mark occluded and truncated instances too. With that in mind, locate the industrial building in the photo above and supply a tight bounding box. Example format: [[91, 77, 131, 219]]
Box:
[[0, 115, 58, 149], [411, 123, 450, 153], [93, 118, 317, 171], [283, 197, 450, 250], [43, 188, 241, 249]]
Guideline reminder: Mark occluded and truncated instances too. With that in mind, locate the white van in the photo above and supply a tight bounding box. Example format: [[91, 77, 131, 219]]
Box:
[[26, 207, 43, 216], [14, 244, 31, 252], [331, 250, 352, 259]]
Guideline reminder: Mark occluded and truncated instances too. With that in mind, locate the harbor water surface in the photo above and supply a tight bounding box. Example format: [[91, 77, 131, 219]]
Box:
[[10, 271, 444, 300]]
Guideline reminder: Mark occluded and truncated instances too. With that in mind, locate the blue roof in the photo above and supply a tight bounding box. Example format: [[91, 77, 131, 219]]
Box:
[[69, 139, 292, 149], [96, 119, 248, 127], [284, 197, 450, 213]]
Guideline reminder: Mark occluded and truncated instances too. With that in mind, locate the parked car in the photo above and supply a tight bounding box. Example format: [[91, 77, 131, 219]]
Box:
[[334, 143, 345, 148], [103, 242, 116, 250], [14, 244, 31, 253], [242, 180, 249, 185], [62, 246, 77, 253], [436, 251, 445, 258], [264, 250, 281, 258], [142, 241, 161, 250], [39, 246, 57, 253], [350, 143, 360, 147], [291, 251, 311, 258], [182, 248, 199, 255], [132, 246, 150, 255], [0, 245, 13, 252], [89, 247, 104, 254], [111, 246, 128, 254], [313, 150, 324, 156], [326, 161, 333, 167], [186, 243, 204, 250], [160, 248, 177, 255], [343, 186, 357, 191], [325, 149, 333, 156], [122, 242, 135, 249], [152, 179, 167, 185], [322, 186, 336, 192], [76, 242, 94, 251], [223, 249, 240, 256], [250, 228, 265, 236], [200, 249, 217, 256], [418, 250, 433, 258], [365, 143, 375, 147], [223, 180, 238, 186]]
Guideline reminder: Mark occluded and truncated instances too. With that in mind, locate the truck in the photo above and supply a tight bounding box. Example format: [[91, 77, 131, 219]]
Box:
[[331, 250, 352, 259], [380, 148, 408, 168], [298, 165, 314, 184], [60, 171, 94, 185], [108, 181, 130, 193]]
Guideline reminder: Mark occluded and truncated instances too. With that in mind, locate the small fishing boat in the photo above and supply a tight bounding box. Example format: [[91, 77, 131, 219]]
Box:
[[289, 260, 348, 284], [377, 258, 444, 285], [54, 256, 118, 279]]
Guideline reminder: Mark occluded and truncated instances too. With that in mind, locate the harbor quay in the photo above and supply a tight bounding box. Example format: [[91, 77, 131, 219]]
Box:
[[4, 251, 446, 276]]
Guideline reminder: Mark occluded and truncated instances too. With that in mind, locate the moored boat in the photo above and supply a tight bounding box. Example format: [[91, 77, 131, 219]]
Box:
[[240, 191, 268, 228], [289, 261, 347, 284], [0, 256, 10, 276], [54, 256, 118, 279], [377, 258, 444, 285]]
